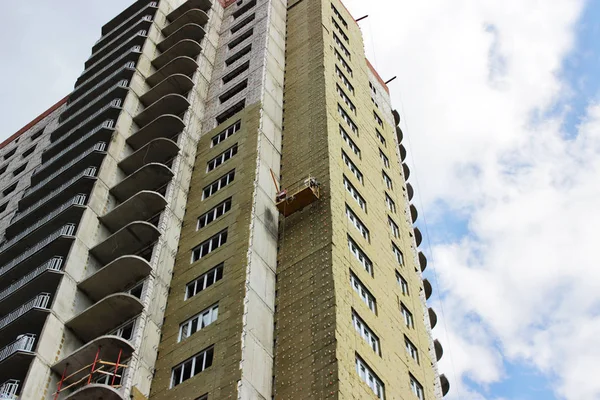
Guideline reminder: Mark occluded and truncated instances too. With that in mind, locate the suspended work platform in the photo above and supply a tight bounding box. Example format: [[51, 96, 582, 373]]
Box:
[[275, 176, 320, 217]]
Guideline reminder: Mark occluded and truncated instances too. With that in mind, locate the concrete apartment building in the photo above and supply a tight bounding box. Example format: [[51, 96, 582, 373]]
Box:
[[0, 0, 449, 399]]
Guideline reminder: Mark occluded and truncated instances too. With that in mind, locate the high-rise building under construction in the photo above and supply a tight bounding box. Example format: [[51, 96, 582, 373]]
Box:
[[0, 0, 450, 399]]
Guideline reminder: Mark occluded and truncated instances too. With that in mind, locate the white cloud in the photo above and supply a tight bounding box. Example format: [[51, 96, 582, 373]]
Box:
[[342, 0, 598, 399]]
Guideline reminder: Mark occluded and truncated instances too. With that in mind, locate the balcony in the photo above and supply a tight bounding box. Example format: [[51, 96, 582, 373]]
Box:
[[157, 24, 206, 53], [0, 294, 51, 347], [111, 163, 174, 202], [164, 9, 209, 37], [414, 227, 423, 247], [147, 56, 198, 87], [127, 114, 185, 150], [0, 379, 19, 400], [423, 278, 432, 300], [399, 144, 407, 162], [396, 126, 403, 143], [120, 138, 179, 175], [428, 307, 438, 329], [90, 222, 160, 265], [79, 256, 152, 301], [418, 250, 427, 272], [0, 225, 75, 287], [406, 182, 414, 200], [0, 258, 63, 315], [0, 334, 36, 379], [65, 294, 143, 342], [402, 162, 410, 180], [64, 384, 125, 400], [152, 39, 202, 69], [167, 0, 212, 22], [440, 374, 450, 397], [434, 339, 443, 361], [101, 0, 158, 36], [13, 170, 96, 231], [100, 191, 167, 233], [51, 99, 122, 142], [72, 50, 138, 99], [140, 74, 194, 106], [44, 120, 114, 162], [410, 204, 418, 223], [134, 94, 190, 127], [393, 109, 401, 125]]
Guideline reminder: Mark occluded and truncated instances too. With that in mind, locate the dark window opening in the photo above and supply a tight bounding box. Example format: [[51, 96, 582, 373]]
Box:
[[228, 28, 253, 50], [2, 182, 17, 197], [216, 100, 246, 125], [222, 61, 250, 84], [13, 164, 27, 176], [231, 13, 255, 34], [219, 79, 248, 104], [233, 0, 256, 19], [225, 44, 252, 67]]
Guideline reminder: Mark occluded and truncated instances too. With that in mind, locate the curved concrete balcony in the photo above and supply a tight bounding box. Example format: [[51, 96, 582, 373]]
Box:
[[0, 225, 75, 287], [111, 163, 174, 202], [152, 39, 202, 69], [423, 278, 432, 300], [45, 119, 114, 161], [168, 0, 212, 22], [52, 335, 134, 381], [414, 227, 423, 247], [418, 251, 427, 272], [428, 307, 438, 329], [393, 109, 401, 125], [164, 9, 209, 37], [399, 144, 407, 162], [147, 56, 198, 87], [90, 221, 160, 265], [65, 294, 143, 342], [0, 294, 51, 346], [101, 0, 158, 37], [0, 334, 36, 379], [79, 256, 152, 302], [158, 24, 206, 53], [73, 50, 139, 98], [402, 162, 410, 180], [66, 384, 125, 400], [140, 74, 194, 106], [133, 94, 190, 128], [127, 114, 185, 150], [0, 258, 63, 314], [406, 182, 414, 201], [119, 138, 179, 174], [440, 374, 450, 397], [51, 99, 122, 142], [434, 339, 443, 361], [410, 204, 418, 223], [396, 126, 403, 143], [100, 191, 167, 232]]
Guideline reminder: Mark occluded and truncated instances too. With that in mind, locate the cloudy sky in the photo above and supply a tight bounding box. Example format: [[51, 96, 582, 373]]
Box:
[[2, 1, 599, 399]]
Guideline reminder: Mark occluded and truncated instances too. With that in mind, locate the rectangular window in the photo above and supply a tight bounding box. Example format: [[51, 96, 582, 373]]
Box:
[[410, 375, 425, 400], [382, 171, 393, 190], [191, 229, 228, 262], [197, 198, 232, 230], [2, 182, 17, 197], [374, 111, 384, 127], [369, 81, 377, 95], [380, 150, 390, 168], [335, 50, 352, 76], [0, 202, 7, 214], [233, 0, 256, 19], [393, 243, 404, 266], [211, 120, 241, 147], [397, 272, 409, 295], [336, 85, 356, 113], [401, 303, 414, 328], [355, 356, 385, 399], [207, 144, 238, 172], [0, 164, 6, 176], [179, 304, 219, 342], [376, 130, 386, 147], [335, 66, 354, 94], [31, 128, 44, 141], [228, 28, 254, 50], [110, 318, 137, 341], [343, 175, 366, 211], [202, 170, 235, 200], [352, 311, 380, 354], [13, 163, 27, 176], [332, 18, 349, 42], [216, 100, 246, 125], [348, 235, 372, 275], [170, 346, 214, 388], [388, 217, 399, 238], [230, 13, 255, 34], [22, 145, 36, 158], [340, 126, 361, 157], [331, 4, 348, 28], [225, 44, 252, 66], [219, 79, 248, 104], [350, 272, 376, 313], [385, 193, 396, 213], [405, 336, 419, 364], [346, 205, 369, 240], [3, 148, 16, 160], [333, 33, 351, 59], [338, 104, 358, 134], [222, 61, 250, 84], [342, 151, 362, 183], [186, 263, 224, 300]]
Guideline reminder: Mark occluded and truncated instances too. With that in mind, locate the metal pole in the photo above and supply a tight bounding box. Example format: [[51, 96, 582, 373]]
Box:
[[87, 347, 101, 385], [111, 349, 123, 386], [54, 365, 68, 400]]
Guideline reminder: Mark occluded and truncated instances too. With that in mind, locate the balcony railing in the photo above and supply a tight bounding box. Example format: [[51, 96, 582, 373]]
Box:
[[79, 32, 146, 81], [89, 18, 152, 67], [14, 170, 96, 225], [45, 119, 113, 159], [52, 99, 122, 142], [0, 379, 19, 399], [0, 334, 35, 364], [0, 225, 76, 280], [58, 82, 127, 130], [0, 195, 86, 255], [96, 1, 157, 47], [74, 47, 138, 96], [23, 144, 105, 199], [0, 258, 63, 303], [67, 62, 135, 107], [65, 74, 130, 118], [0, 294, 51, 331]]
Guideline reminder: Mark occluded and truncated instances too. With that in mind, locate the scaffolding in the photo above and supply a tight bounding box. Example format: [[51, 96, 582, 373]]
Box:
[[274, 175, 320, 217], [53, 347, 128, 399]]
